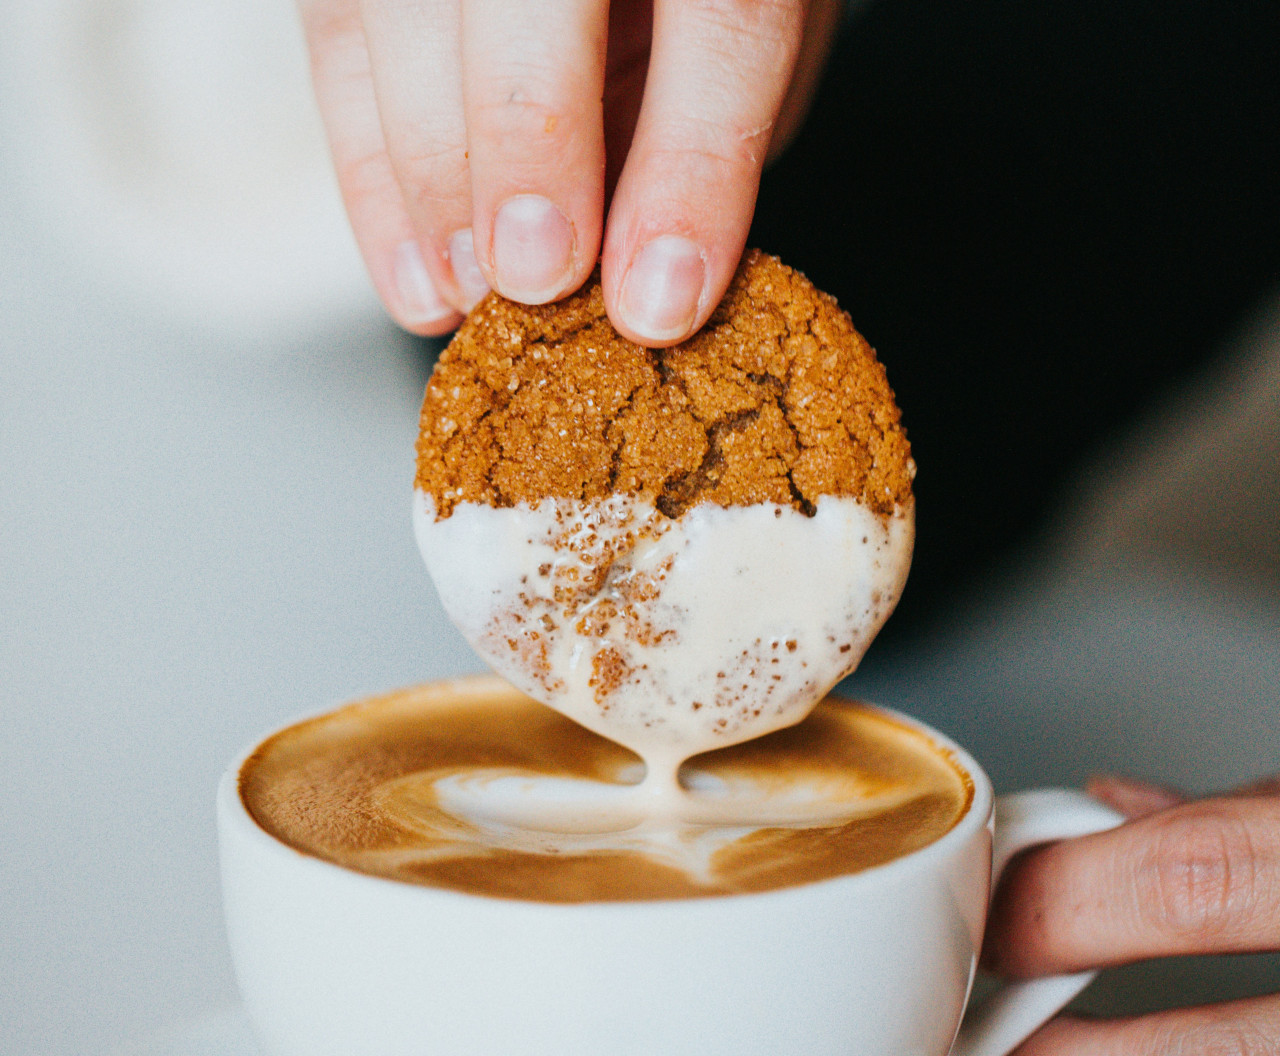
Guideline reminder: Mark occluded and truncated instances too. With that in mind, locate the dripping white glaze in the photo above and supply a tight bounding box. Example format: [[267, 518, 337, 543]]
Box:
[[415, 492, 913, 824]]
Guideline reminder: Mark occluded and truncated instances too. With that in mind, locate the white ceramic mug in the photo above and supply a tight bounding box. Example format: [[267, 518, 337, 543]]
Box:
[[219, 692, 1122, 1056]]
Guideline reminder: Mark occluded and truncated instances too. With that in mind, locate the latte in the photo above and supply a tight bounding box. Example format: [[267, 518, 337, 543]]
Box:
[[241, 676, 971, 903]]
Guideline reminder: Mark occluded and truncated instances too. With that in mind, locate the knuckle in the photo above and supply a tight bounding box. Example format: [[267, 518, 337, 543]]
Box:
[[1133, 805, 1260, 944], [297, 3, 373, 99], [683, 0, 806, 73], [1173, 1019, 1274, 1056], [646, 117, 766, 178], [392, 142, 470, 211], [690, 0, 802, 39], [336, 146, 395, 203], [469, 73, 575, 143], [298, 0, 361, 52]]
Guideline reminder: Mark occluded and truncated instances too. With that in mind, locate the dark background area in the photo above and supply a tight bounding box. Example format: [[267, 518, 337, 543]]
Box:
[[751, 0, 1280, 646]]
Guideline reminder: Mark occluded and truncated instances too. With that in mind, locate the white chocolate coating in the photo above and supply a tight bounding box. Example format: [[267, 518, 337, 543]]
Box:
[[414, 493, 913, 797]]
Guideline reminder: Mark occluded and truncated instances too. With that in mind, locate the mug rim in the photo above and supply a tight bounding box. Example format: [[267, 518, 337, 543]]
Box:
[[219, 675, 994, 913]]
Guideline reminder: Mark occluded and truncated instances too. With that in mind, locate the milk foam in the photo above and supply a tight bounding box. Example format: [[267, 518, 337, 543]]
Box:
[[374, 765, 919, 885], [240, 680, 971, 902], [414, 493, 914, 802]]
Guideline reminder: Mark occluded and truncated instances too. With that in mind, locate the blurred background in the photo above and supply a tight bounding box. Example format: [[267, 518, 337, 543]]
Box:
[[1, 0, 1276, 1053]]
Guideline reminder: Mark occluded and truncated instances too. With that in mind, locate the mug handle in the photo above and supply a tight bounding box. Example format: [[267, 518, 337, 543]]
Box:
[[950, 788, 1126, 1056]]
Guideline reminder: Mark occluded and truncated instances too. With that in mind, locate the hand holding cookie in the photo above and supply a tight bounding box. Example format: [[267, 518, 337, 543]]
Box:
[[296, 0, 844, 342]]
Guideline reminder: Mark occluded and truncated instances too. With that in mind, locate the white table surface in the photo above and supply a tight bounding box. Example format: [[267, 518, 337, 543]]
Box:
[[2, 4, 1277, 1054]]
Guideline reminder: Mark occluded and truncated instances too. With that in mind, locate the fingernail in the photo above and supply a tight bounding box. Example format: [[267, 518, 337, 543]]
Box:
[[619, 236, 705, 342], [448, 228, 491, 310], [394, 241, 452, 325], [491, 195, 575, 303]]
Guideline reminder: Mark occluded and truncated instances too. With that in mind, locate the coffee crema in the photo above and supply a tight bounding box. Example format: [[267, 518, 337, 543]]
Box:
[[241, 677, 972, 904]]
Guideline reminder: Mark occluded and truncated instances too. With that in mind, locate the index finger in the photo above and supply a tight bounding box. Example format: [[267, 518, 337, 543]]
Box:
[[985, 795, 1280, 977], [601, 0, 809, 345], [461, 0, 608, 304]]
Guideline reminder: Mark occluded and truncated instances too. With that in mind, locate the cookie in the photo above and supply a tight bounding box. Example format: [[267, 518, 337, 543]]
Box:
[[413, 250, 916, 772], [415, 249, 913, 519]]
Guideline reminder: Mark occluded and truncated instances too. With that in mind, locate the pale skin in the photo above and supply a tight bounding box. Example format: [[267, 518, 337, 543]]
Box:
[[297, 2, 1280, 1047], [296, 0, 844, 344], [993, 773, 1280, 1054]]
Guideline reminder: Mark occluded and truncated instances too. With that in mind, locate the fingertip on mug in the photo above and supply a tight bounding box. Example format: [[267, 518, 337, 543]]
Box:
[[393, 240, 461, 334], [490, 195, 576, 304], [1085, 774, 1185, 818], [616, 235, 706, 345]]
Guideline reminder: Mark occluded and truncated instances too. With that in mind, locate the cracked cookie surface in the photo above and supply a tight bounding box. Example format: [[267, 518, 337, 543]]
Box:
[[415, 249, 913, 519]]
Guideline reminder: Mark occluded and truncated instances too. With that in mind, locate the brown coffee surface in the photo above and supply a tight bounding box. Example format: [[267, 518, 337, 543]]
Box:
[[241, 677, 972, 903]]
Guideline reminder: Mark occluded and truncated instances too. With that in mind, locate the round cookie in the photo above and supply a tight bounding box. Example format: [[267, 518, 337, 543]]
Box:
[[415, 249, 913, 520], [413, 250, 915, 784]]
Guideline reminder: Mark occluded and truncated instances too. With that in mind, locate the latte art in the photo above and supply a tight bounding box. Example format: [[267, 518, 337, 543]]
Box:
[[241, 677, 971, 902]]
